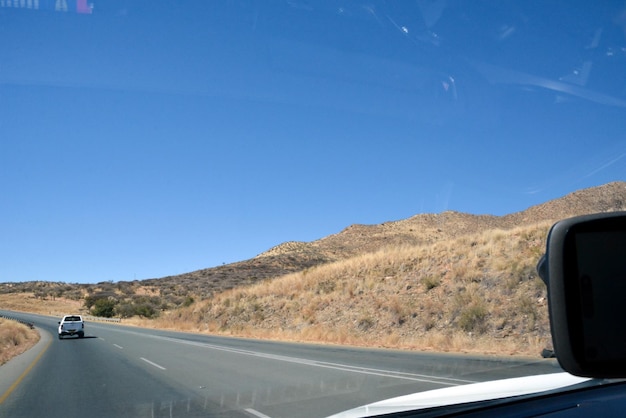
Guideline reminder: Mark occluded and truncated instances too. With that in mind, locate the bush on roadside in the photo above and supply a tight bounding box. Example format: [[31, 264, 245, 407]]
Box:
[[134, 303, 159, 319], [91, 298, 117, 318], [457, 303, 489, 333]]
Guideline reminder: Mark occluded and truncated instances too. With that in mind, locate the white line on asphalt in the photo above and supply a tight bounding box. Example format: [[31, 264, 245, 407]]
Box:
[[153, 337, 472, 386], [87, 325, 475, 386], [113, 344, 123, 349], [244, 408, 273, 418], [140, 357, 166, 370]]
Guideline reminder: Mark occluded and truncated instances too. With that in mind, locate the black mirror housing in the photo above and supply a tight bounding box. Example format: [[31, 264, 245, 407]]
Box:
[[538, 211, 626, 378]]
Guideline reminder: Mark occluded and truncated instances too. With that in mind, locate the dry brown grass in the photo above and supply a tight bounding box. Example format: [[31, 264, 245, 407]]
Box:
[[0, 318, 40, 366], [140, 222, 554, 356], [0, 293, 86, 317]]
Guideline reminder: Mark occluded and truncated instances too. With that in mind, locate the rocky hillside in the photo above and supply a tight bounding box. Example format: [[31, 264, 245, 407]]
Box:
[[171, 221, 554, 355], [157, 181, 626, 296], [152, 181, 626, 355], [277, 180, 626, 257]]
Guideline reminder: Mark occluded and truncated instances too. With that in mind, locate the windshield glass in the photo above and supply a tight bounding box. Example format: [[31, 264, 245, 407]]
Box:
[[1, 1, 625, 417]]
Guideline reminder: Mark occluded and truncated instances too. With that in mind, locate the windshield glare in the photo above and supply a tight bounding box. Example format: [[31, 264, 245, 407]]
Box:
[[1, 1, 625, 417]]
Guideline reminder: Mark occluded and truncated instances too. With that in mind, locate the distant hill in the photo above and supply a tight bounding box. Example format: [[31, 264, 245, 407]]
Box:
[[147, 181, 626, 296]]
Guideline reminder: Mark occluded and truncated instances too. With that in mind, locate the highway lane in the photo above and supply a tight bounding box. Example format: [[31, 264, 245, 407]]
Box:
[[0, 311, 562, 417]]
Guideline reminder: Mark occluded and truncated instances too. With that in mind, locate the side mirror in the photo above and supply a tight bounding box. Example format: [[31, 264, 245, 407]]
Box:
[[538, 211, 626, 378]]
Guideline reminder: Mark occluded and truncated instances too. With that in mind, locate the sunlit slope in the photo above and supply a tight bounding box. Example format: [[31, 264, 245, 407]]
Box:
[[153, 181, 626, 297], [165, 222, 552, 355], [156, 181, 626, 355]]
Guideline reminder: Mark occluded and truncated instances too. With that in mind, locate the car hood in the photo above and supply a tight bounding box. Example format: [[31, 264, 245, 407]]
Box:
[[327, 372, 590, 418]]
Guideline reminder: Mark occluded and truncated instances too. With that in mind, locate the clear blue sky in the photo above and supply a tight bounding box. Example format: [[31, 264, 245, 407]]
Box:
[[1, 1, 624, 283]]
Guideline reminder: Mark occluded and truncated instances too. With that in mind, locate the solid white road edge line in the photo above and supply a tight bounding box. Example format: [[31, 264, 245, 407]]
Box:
[[158, 337, 473, 386], [244, 408, 273, 418], [140, 357, 166, 370], [88, 324, 474, 386]]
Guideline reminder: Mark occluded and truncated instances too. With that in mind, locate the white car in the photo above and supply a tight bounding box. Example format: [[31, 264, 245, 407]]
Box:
[[57, 315, 85, 339]]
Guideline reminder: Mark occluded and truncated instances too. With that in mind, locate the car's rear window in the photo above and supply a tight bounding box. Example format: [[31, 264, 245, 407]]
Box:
[[64, 316, 81, 322]]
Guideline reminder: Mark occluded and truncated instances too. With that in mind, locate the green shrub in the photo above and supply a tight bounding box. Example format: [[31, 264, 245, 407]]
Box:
[[91, 298, 117, 318], [458, 303, 488, 333], [422, 276, 441, 291], [134, 303, 159, 318], [182, 296, 195, 307], [114, 302, 136, 318]]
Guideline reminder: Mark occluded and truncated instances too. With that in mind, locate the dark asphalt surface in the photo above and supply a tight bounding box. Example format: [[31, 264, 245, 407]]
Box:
[[0, 311, 562, 418]]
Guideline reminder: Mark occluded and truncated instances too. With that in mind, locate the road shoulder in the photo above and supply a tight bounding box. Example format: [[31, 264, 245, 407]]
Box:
[[0, 327, 52, 404]]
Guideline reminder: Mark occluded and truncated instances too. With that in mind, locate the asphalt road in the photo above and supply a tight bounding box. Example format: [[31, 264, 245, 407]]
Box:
[[0, 311, 561, 418]]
